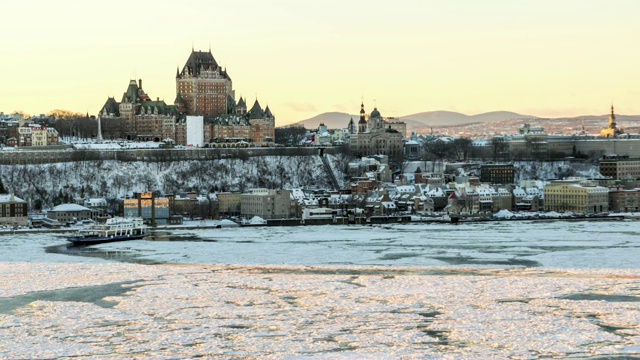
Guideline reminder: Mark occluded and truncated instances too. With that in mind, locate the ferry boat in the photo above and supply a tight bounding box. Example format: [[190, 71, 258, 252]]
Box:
[[67, 217, 147, 245]]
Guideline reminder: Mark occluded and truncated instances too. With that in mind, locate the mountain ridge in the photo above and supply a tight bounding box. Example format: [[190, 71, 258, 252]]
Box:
[[287, 110, 538, 129], [285, 110, 640, 130]]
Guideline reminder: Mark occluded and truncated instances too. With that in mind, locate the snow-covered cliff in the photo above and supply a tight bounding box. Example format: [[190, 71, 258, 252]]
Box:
[[0, 154, 348, 209]]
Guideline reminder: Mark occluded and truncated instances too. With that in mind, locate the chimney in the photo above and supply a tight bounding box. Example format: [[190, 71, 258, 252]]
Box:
[[138, 79, 142, 89]]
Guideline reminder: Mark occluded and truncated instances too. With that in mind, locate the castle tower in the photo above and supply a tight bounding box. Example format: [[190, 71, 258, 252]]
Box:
[[175, 49, 234, 118]]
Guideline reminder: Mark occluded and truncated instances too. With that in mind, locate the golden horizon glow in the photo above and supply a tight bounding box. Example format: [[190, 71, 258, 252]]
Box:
[[2, 0, 639, 126]]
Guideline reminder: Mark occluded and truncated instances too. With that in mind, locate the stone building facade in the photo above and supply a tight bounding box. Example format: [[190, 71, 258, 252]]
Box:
[[349, 103, 404, 159], [480, 164, 515, 185], [543, 180, 609, 213], [175, 50, 234, 118], [0, 194, 28, 227], [608, 187, 640, 212], [599, 156, 640, 180], [240, 189, 292, 219]]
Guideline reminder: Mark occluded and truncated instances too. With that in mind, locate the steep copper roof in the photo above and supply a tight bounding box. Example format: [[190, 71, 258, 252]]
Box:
[[101, 97, 119, 116], [178, 50, 230, 80], [264, 105, 274, 119], [248, 99, 264, 119]]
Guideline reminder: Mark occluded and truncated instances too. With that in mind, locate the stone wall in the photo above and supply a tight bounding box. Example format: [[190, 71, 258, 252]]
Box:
[[0, 146, 339, 165]]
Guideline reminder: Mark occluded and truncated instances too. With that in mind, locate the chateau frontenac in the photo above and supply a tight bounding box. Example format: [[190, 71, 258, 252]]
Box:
[[99, 49, 274, 147]]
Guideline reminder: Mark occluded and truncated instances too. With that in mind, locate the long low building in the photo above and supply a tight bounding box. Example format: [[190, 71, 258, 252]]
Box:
[[45, 203, 91, 223], [543, 179, 609, 213], [240, 189, 292, 219]]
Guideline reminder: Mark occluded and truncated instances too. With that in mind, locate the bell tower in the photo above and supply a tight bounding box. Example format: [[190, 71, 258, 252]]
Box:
[[358, 102, 367, 133]]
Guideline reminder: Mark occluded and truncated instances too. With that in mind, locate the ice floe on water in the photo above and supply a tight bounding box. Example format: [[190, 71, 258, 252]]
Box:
[[0, 220, 638, 358], [0, 263, 638, 359]]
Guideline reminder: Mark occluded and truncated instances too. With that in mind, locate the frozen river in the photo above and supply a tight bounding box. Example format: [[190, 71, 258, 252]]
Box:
[[33, 219, 640, 269], [0, 220, 639, 358]]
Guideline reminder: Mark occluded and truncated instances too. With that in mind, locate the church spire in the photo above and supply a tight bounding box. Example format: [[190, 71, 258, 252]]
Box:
[[609, 103, 617, 129], [358, 101, 367, 133]]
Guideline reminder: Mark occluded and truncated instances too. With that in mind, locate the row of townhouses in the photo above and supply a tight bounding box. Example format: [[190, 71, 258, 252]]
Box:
[[0, 113, 60, 147]]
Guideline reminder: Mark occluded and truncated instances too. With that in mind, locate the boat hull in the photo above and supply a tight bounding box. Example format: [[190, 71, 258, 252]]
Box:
[[67, 234, 146, 245]]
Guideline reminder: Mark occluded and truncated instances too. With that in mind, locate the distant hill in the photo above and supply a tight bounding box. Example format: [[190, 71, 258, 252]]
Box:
[[289, 112, 354, 130], [550, 114, 640, 122], [287, 110, 640, 135], [400, 111, 536, 127], [289, 110, 536, 129]]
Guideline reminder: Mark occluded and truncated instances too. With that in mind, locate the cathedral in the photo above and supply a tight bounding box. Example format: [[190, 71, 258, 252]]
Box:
[[348, 102, 405, 159], [99, 49, 274, 146]]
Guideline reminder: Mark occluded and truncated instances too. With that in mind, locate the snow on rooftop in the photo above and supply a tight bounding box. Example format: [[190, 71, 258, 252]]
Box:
[[50, 203, 91, 212], [0, 194, 25, 203]]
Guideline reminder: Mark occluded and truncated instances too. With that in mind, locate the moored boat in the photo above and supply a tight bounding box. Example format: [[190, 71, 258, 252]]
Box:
[[67, 217, 147, 245]]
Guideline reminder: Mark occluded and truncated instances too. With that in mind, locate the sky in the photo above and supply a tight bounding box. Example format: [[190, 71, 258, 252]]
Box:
[[2, 0, 639, 126]]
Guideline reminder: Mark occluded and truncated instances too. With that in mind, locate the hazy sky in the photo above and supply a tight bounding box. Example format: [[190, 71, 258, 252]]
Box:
[[2, 0, 639, 125]]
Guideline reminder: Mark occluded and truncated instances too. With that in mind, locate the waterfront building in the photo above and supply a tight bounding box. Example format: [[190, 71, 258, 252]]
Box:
[[496, 187, 513, 212], [172, 192, 210, 219], [608, 187, 640, 212], [543, 179, 609, 213], [240, 189, 292, 219], [217, 192, 241, 216], [123, 192, 171, 225], [0, 194, 28, 227], [46, 203, 92, 223], [83, 198, 108, 219]]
